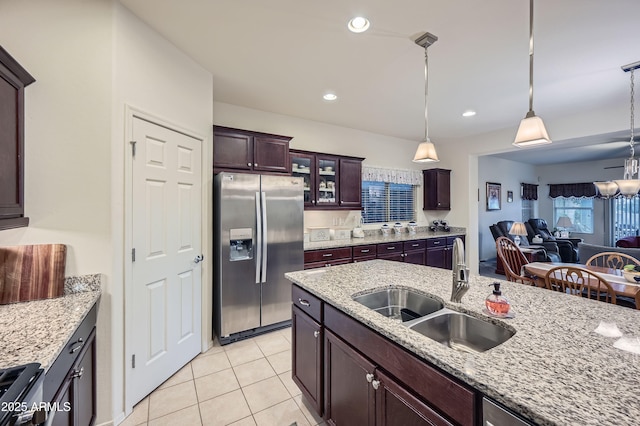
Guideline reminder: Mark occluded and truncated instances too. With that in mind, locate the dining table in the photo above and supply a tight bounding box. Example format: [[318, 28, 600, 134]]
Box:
[[523, 261, 640, 299]]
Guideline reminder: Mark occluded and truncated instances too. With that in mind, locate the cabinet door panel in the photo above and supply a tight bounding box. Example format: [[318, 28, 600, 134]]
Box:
[[291, 152, 316, 207], [426, 248, 446, 269], [213, 131, 252, 170], [253, 136, 290, 173], [325, 330, 375, 426], [423, 169, 450, 210], [338, 158, 362, 208], [316, 155, 338, 207], [404, 250, 426, 265], [377, 369, 453, 426], [292, 306, 323, 415], [75, 328, 96, 426]]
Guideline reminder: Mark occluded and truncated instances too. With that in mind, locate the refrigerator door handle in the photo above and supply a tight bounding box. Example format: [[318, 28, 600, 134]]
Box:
[[261, 191, 268, 283], [255, 191, 262, 284]]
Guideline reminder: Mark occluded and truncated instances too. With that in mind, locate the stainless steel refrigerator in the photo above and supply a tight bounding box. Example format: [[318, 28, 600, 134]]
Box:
[[214, 172, 304, 344]]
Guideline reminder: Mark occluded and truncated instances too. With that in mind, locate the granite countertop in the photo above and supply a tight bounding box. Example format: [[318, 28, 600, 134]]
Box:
[[304, 227, 466, 251], [285, 260, 640, 426], [0, 274, 102, 371]]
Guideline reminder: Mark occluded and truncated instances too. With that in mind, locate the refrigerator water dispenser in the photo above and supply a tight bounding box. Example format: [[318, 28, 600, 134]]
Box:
[[229, 228, 253, 261]]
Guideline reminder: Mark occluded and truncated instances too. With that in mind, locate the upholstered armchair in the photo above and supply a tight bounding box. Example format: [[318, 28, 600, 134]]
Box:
[[490, 220, 562, 263], [527, 218, 580, 263]]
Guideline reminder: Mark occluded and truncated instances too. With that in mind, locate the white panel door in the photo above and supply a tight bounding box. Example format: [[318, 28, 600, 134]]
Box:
[[129, 117, 202, 406]]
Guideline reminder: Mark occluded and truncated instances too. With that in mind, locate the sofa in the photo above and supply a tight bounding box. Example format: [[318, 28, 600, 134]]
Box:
[[527, 218, 581, 263], [616, 236, 640, 248], [577, 242, 640, 262]]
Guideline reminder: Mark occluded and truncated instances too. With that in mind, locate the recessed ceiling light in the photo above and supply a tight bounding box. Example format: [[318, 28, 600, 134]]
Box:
[[462, 110, 476, 117], [347, 17, 370, 33], [323, 93, 337, 101]]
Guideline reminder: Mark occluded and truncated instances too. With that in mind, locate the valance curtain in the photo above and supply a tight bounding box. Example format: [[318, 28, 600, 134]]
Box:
[[548, 182, 597, 198], [362, 166, 422, 186], [521, 183, 538, 200]]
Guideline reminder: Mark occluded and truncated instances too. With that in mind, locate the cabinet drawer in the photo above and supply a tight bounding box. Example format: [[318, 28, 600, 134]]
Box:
[[447, 235, 464, 246], [43, 302, 98, 402], [426, 237, 446, 248], [304, 247, 352, 263], [377, 242, 403, 254], [403, 240, 426, 251], [292, 285, 322, 322], [352, 244, 377, 259]]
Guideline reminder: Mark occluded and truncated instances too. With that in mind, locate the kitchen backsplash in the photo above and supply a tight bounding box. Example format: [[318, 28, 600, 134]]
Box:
[[303, 210, 453, 230]]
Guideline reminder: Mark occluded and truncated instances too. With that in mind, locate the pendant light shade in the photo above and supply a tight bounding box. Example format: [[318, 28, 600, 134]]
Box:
[[412, 32, 440, 163], [413, 139, 439, 162], [594, 61, 640, 199], [513, 0, 552, 148]]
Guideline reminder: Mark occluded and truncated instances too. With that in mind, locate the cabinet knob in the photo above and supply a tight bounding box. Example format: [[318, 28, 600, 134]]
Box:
[[313, 330, 319, 338], [365, 373, 374, 383], [247, 162, 252, 167], [371, 379, 380, 390], [255, 163, 258, 167], [340, 201, 344, 205]]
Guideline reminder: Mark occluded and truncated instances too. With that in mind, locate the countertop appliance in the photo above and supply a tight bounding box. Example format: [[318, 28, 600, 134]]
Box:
[[0, 363, 46, 426], [214, 172, 304, 344]]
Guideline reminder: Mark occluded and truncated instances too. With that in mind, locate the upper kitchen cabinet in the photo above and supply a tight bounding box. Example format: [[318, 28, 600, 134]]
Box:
[[291, 149, 363, 210], [422, 168, 451, 210], [0, 46, 35, 231], [213, 125, 292, 174]]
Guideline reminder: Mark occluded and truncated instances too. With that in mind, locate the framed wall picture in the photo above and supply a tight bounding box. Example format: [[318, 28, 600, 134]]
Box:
[[486, 182, 501, 210], [507, 191, 514, 203]]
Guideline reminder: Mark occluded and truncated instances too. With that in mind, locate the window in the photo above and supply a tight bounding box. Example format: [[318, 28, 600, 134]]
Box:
[[553, 197, 594, 234], [612, 197, 640, 240], [521, 199, 535, 223], [361, 181, 416, 223]]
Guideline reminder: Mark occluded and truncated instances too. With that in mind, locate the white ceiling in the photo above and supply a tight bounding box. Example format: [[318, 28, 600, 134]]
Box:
[[119, 0, 640, 164]]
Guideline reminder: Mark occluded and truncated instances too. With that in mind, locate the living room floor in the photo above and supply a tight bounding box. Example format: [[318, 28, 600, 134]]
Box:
[[119, 327, 321, 426], [479, 258, 503, 280]]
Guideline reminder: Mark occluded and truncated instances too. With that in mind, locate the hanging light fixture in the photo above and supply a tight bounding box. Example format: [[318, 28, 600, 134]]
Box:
[[594, 61, 640, 199], [513, 0, 552, 148], [413, 32, 440, 163]]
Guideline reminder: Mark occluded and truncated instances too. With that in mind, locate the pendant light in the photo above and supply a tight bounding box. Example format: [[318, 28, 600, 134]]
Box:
[[594, 61, 640, 198], [513, 0, 552, 147], [413, 32, 440, 163]]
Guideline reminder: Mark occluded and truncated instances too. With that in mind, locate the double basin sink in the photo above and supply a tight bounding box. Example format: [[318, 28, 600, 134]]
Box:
[[353, 288, 514, 353]]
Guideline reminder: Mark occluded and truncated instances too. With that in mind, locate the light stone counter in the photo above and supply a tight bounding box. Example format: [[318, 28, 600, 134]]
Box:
[[304, 227, 466, 251], [0, 274, 101, 371], [285, 260, 640, 426]]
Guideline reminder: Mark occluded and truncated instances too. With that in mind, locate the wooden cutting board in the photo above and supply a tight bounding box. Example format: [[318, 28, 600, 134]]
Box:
[[0, 244, 67, 304]]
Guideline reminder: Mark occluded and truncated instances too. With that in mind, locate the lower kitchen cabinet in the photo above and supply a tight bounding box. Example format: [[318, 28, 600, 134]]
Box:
[[426, 236, 465, 270], [45, 304, 97, 426], [325, 330, 375, 426], [304, 247, 352, 269], [292, 305, 323, 414], [377, 241, 426, 265], [291, 285, 476, 426]]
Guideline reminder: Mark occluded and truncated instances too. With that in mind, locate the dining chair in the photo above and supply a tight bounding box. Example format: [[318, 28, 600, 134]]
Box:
[[544, 266, 617, 304], [585, 252, 640, 269], [495, 237, 536, 286]]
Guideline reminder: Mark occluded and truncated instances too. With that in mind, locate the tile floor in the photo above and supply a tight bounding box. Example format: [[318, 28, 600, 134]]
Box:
[[120, 327, 324, 426]]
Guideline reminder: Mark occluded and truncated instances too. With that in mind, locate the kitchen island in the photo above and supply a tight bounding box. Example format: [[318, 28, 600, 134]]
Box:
[[285, 260, 640, 425]]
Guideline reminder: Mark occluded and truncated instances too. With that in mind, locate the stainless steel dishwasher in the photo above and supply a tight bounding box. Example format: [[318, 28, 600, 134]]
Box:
[[483, 397, 534, 426]]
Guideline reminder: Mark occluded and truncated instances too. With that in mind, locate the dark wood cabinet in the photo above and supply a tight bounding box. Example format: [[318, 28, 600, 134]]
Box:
[[213, 126, 291, 174], [46, 304, 97, 426], [292, 305, 323, 414], [377, 240, 426, 265], [0, 46, 34, 230], [325, 330, 376, 426], [304, 247, 352, 269], [338, 157, 362, 208], [426, 236, 465, 270], [291, 149, 364, 210], [423, 169, 451, 210]]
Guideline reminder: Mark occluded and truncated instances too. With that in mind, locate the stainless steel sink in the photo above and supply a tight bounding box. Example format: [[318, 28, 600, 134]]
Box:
[[353, 288, 443, 321], [409, 310, 515, 353]]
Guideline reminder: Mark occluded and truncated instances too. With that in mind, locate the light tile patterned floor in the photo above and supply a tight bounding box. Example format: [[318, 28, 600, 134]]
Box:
[[120, 327, 325, 426]]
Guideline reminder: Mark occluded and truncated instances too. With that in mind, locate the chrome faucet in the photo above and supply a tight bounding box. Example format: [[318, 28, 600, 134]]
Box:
[[451, 237, 470, 303]]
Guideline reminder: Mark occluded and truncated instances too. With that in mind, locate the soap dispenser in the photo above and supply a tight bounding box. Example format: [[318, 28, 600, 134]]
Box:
[[485, 282, 510, 316]]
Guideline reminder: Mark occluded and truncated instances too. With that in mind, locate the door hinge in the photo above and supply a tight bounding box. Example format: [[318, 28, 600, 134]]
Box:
[[132, 354, 136, 368], [132, 248, 136, 262], [130, 140, 137, 157]]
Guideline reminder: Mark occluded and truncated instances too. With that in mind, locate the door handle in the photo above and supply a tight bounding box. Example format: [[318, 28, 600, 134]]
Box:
[[194, 254, 204, 264]]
